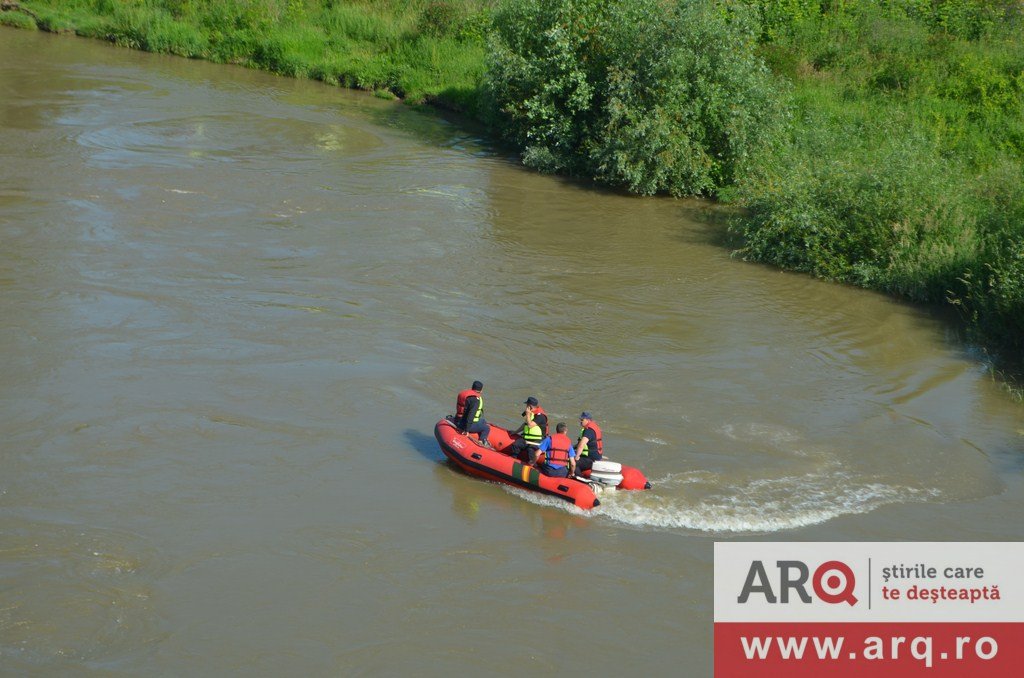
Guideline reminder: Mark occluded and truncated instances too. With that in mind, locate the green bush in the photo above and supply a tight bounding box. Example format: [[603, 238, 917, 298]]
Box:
[[733, 103, 1024, 352], [484, 0, 789, 196], [418, 1, 464, 38], [455, 6, 492, 43], [728, 0, 1024, 354], [743, 0, 821, 43], [142, 13, 208, 56]]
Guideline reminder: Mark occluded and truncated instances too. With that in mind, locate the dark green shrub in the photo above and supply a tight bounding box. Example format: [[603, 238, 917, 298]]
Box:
[[734, 122, 962, 281], [207, 28, 257, 63], [901, 0, 1003, 40], [455, 6, 492, 42], [869, 60, 915, 92], [744, 0, 822, 43], [484, 0, 789, 196], [418, 1, 464, 38]]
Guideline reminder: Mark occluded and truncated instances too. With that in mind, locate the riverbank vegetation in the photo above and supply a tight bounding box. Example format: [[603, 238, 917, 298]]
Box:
[[483, 0, 789, 196], [4, 1, 493, 107], [7, 0, 1023, 365], [731, 0, 1024, 364]]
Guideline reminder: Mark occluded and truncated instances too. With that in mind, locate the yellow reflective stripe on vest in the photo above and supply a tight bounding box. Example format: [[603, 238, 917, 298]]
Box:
[[471, 395, 483, 423], [522, 422, 542, 444], [578, 427, 593, 456]]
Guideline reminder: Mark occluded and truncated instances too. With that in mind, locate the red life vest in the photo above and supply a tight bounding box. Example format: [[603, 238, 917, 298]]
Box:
[[579, 420, 603, 458], [456, 389, 479, 418], [533, 405, 548, 435], [546, 432, 573, 466]]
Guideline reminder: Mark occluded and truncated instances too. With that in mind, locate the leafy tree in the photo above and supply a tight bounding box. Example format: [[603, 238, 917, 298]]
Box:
[[484, 0, 789, 196]]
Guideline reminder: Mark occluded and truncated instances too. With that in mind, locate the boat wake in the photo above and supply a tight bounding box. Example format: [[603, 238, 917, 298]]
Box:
[[501, 470, 940, 533], [597, 471, 940, 533]]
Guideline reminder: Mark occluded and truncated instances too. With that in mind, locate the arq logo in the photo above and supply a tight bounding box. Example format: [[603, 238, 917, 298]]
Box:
[[737, 560, 858, 606]]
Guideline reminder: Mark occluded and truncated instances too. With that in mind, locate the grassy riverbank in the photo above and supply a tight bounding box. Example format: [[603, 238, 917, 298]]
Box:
[[6, 0, 1023, 368], [732, 0, 1024, 367], [4, 1, 492, 109]]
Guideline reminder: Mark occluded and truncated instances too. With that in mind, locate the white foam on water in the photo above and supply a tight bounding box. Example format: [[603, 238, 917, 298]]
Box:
[[500, 485, 594, 515], [597, 472, 941, 533], [644, 437, 668, 445], [496, 468, 940, 533]]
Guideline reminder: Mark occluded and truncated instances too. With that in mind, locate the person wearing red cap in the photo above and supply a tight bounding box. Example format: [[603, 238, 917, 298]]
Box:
[[574, 411, 603, 474]]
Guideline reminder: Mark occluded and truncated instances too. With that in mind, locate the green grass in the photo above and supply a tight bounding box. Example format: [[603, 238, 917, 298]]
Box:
[[16, 1, 491, 109], [1, 4, 39, 29]]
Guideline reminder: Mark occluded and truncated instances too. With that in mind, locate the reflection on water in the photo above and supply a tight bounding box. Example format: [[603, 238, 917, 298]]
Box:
[[1, 26, 1022, 677]]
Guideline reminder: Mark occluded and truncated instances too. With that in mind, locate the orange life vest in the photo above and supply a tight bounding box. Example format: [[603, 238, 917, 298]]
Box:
[[533, 405, 548, 435], [546, 432, 573, 466], [456, 389, 479, 418], [579, 420, 603, 458]]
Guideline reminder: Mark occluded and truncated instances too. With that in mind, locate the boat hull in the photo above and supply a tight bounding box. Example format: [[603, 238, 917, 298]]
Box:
[[434, 419, 600, 510]]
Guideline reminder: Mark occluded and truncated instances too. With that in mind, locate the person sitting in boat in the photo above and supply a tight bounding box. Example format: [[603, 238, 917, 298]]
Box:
[[534, 422, 576, 477], [455, 380, 490, 447], [509, 401, 544, 463], [574, 411, 603, 473], [515, 397, 547, 436]]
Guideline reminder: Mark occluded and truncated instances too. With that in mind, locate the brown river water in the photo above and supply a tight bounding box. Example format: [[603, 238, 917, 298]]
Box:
[[2, 27, 1022, 676]]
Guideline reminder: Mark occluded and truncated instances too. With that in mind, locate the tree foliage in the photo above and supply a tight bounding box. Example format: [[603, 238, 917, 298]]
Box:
[[484, 0, 789, 196]]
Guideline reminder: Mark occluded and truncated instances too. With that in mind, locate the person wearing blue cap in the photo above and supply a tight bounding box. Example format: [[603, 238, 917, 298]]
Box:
[[574, 411, 604, 474]]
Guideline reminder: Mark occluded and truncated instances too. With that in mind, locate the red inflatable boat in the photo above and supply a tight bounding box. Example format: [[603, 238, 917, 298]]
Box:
[[433, 418, 650, 510]]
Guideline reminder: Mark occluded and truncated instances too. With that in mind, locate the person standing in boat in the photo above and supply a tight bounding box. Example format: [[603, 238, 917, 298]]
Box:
[[455, 380, 490, 446], [510, 397, 546, 462], [534, 422, 576, 477], [574, 411, 603, 474]]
